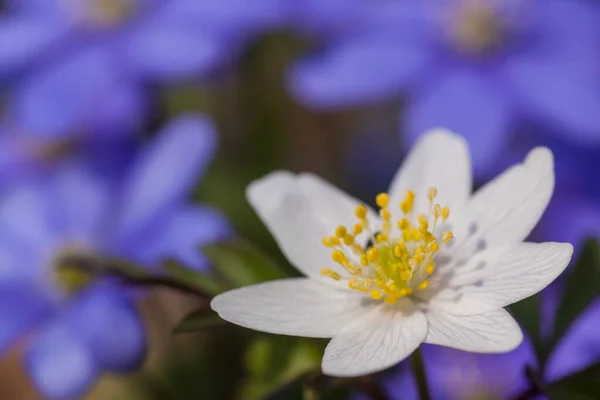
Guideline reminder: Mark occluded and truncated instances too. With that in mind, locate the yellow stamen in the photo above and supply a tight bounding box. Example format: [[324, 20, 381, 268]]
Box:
[[332, 250, 346, 264], [428, 187, 438, 201], [366, 247, 379, 263], [370, 290, 383, 300], [320, 268, 341, 281], [418, 280, 430, 290], [442, 207, 450, 222], [319, 188, 455, 304], [355, 205, 368, 219], [376, 193, 390, 208], [335, 226, 347, 238], [442, 231, 454, 243]]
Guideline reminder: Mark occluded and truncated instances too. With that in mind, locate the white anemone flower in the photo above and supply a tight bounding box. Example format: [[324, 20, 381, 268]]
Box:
[[211, 130, 573, 377]]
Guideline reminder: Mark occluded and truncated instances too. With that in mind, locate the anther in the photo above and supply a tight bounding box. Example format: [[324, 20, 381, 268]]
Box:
[[370, 290, 383, 300], [380, 209, 392, 221], [360, 255, 369, 266], [335, 226, 347, 238], [398, 218, 410, 230], [376, 233, 388, 243], [442, 231, 454, 243], [320, 268, 341, 280], [332, 250, 346, 264], [366, 247, 380, 263], [425, 263, 435, 274], [442, 207, 450, 222], [343, 234, 355, 246], [428, 187, 438, 201], [376, 193, 390, 208], [400, 270, 411, 281], [355, 205, 368, 219], [353, 224, 363, 235], [418, 280, 430, 290]]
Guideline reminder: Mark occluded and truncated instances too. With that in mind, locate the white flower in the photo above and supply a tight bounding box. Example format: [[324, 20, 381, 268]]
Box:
[[211, 129, 573, 377]]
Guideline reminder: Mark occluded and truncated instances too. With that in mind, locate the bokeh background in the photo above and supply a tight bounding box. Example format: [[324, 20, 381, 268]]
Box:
[[0, 0, 599, 399]]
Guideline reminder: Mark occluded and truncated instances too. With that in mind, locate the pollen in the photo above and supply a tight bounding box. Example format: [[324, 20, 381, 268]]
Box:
[[320, 186, 454, 303]]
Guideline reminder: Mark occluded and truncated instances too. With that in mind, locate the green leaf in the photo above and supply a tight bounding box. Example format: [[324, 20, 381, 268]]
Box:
[[547, 361, 600, 400], [203, 240, 286, 289], [552, 239, 600, 349], [509, 295, 546, 362], [240, 337, 322, 400], [163, 261, 227, 296], [173, 308, 225, 334]]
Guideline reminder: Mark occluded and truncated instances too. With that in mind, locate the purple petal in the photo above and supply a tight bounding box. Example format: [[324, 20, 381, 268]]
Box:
[[48, 163, 110, 244], [127, 205, 231, 271], [352, 361, 418, 400], [0, 182, 57, 255], [288, 35, 430, 109], [422, 340, 538, 400], [0, 17, 66, 74], [5, 0, 66, 15], [403, 67, 512, 175], [114, 115, 217, 244], [534, 0, 600, 56], [160, 0, 288, 33], [546, 299, 600, 381], [68, 284, 146, 371], [0, 283, 50, 356], [26, 317, 98, 400], [12, 46, 143, 138], [122, 24, 227, 80], [0, 133, 43, 185], [535, 195, 600, 254], [506, 54, 600, 142]]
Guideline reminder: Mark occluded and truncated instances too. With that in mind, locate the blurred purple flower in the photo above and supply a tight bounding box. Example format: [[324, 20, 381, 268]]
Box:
[[0, 0, 287, 138], [353, 339, 540, 400], [0, 115, 230, 400], [0, 130, 139, 189], [289, 0, 600, 173], [545, 298, 600, 382]]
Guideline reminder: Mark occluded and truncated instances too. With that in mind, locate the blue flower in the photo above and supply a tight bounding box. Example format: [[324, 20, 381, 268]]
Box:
[[0, 115, 230, 400], [545, 299, 600, 382], [0, 129, 138, 190], [0, 0, 287, 138], [289, 0, 600, 173]]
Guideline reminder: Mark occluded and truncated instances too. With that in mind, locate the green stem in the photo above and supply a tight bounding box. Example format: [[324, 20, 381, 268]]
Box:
[[411, 347, 432, 400]]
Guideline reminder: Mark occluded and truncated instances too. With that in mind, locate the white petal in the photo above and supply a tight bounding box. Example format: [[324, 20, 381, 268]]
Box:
[[246, 172, 376, 281], [322, 301, 427, 377], [388, 129, 472, 220], [211, 278, 371, 338], [428, 242, 573, 315], [447, 147, 554, 263], [297, 173, 379, 229], [424, 307, 523, 352]]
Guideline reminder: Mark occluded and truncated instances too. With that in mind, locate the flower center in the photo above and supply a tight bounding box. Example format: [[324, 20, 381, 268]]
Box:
[[63, 0, 137, 28], [53, 247, 100, 295], [450, 0, 504, 54], [320, 187, 454, 304]]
